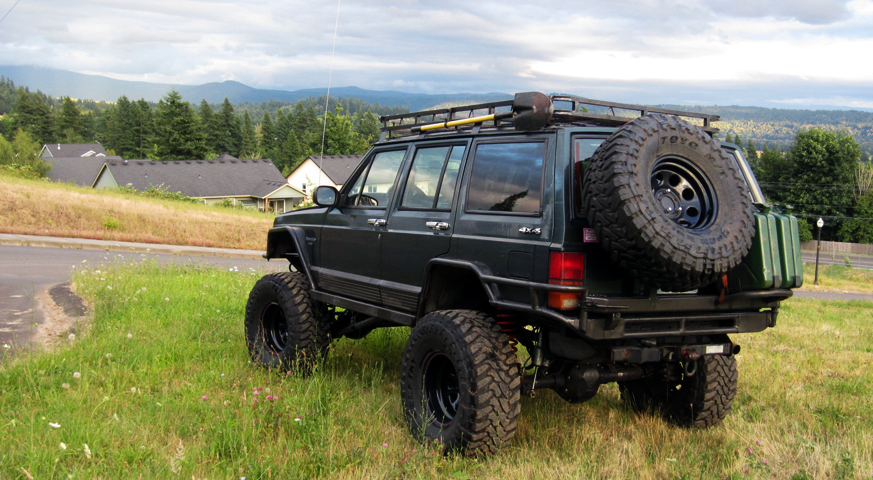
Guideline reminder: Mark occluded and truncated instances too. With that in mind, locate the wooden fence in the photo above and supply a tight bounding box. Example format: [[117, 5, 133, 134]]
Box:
[[800, 240, 873, 256]]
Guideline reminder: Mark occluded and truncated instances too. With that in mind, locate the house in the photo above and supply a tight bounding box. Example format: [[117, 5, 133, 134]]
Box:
[[40, 143, 108, 159], [93, 157, 305, 213], [45, 156, 123, 187], [286, 155, 363, 195]]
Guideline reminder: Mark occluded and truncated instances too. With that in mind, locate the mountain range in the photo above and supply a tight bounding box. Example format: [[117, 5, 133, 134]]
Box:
[[0, 65, 511, 110]]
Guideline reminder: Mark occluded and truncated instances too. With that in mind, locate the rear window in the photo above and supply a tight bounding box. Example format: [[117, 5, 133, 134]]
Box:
[[573, 137, 604, 216], [466, 142, 546, 214]]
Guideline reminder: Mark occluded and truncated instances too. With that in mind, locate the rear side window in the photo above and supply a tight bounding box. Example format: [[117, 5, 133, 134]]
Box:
[[401, 145, 466, 210], [573, 137, 605, 216], [466, 142, 546, 214]]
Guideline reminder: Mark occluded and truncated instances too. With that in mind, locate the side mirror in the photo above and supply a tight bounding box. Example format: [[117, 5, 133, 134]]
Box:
[[313, 186, 339, 207]]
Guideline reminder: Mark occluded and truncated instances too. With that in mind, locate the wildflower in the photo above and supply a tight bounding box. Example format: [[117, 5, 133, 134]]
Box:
[[83, 443, 92, 459], [253, 390, 259, 395], [220, 374, 225, 377], [164, 297, 169, 301], [756, 441, 761, 445], [61, 383, 70, 389], [294, 418, 300, 422], [747, 448, 753, 454], [73, 372, 81, 379], [105, 353, 112, 358], [130, 387, 137, 393], [223, 400, 231, 406], [49, 422, 61, 428], [265, 388, 271, 393], [107, 286, 112, 290], [202, 396, 207, 401], [68, 333, 76, 341], [383, 443, 388, 447], [763, 461, 769, 465], [60, 443, 67, 450], [127, 333, 133, 339], [216, 310, 221, 313], [2, 344, 8, 349]]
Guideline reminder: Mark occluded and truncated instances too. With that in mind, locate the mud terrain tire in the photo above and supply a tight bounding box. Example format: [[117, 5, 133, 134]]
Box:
[[400, 310, 520, 457], [245, 272, 330, 375], [619, 354, 738, 428], [582, 114, 754, 291]]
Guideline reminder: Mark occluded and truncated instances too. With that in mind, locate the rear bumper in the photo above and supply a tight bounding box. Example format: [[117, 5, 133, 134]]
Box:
[[431, 258, 792, 340]]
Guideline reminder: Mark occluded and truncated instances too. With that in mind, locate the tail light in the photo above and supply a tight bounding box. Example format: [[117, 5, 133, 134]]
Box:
[[548, 252, 584, 310]]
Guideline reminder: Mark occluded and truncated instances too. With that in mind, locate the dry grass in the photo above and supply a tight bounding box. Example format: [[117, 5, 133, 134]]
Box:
[[797, 263, 873, 294], [0, 174, 274, 250]]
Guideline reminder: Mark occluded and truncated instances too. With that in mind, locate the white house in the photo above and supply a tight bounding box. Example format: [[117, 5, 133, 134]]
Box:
[[286, 155, 363, 196]]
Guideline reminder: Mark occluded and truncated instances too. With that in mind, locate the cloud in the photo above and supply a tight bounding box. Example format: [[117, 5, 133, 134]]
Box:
[[0, 0, 870, 108]]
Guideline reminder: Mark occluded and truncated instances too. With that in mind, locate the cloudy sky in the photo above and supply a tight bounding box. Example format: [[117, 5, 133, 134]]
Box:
[[1, 0, 872, 108]]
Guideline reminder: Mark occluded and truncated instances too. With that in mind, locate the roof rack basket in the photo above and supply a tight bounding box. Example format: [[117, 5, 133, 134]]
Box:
[[380, 94, 719, 139]]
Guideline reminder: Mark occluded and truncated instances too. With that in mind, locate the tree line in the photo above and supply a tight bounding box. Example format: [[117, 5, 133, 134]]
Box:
[[0, 77, 400, 176]]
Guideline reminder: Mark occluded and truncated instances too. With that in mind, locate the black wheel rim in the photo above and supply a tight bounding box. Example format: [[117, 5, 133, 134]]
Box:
[[650, 156, 718, 230], [261, 303, 288, 353], [423, 352, 460, 427]]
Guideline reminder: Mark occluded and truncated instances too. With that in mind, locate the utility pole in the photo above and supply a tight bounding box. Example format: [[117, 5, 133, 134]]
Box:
[[814, 218, 824, 285]]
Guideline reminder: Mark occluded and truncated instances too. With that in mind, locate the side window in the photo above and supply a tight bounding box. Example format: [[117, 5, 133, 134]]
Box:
[[467, 142, 546, 214], [401, 145, 466, 210], [344, 150, 406, 207], [573, 137, 605, 216]]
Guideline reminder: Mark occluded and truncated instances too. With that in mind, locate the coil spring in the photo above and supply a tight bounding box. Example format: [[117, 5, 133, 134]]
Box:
[[496, 314, 520, 354]]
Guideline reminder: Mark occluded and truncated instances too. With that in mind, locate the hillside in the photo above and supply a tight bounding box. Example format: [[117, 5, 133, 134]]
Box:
[[0, 65, 511, 111], [0, 173, 273, 250]]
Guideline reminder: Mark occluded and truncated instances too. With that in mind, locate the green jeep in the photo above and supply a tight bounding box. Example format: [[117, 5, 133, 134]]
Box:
[[244, 93, 801, 457]]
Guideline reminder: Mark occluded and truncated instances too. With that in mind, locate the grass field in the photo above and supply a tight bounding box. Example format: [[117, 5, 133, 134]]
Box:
[[798, 263, 873, 295], [0, 174, 274, 250], [1, 263, 871, 479]]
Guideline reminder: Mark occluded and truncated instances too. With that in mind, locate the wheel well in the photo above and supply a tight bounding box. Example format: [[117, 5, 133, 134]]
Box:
[[420, 265, 491, 318], [266, 229, 303, 272]]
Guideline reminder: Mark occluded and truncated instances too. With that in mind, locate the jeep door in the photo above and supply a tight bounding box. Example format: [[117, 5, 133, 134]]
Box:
[[451, 137, 554, 295], [380, 142, 468, 311], [316, 148, 408, 304]]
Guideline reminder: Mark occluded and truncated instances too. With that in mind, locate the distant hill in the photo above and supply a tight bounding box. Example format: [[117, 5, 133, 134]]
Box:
[[0, 65, 511, 111]]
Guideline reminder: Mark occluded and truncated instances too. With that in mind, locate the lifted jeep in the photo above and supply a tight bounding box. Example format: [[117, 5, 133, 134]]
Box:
[[244, 93, 801, 457]]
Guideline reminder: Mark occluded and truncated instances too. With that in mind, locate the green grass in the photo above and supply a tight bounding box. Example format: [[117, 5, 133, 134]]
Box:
[[1, 263, 871, 479], [800, 263, 873, 294]]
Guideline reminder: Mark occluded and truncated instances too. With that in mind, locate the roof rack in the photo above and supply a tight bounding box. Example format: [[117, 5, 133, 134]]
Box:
[[380, 94, 720, 140]]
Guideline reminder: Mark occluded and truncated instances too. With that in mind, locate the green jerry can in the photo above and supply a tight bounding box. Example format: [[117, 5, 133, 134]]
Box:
[[727, 210, 804, 292]]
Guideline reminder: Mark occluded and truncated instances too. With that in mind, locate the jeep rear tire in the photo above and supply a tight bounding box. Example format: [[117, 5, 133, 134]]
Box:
[[582, 114, 755, 291], [400, 310, 520, 457], [619, 354, 738, 428], [244, 272, 330, 375]]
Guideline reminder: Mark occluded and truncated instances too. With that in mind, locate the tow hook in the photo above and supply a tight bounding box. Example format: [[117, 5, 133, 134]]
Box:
[[682, 350, 701, 377]]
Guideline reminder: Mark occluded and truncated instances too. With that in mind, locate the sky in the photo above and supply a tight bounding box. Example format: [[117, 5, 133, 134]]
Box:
[[1, 0, 872, 108]]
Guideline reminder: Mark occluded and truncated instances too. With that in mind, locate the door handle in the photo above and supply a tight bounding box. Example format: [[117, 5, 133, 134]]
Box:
[[367, 218, 387, 227], [426, 221, 450, 231]]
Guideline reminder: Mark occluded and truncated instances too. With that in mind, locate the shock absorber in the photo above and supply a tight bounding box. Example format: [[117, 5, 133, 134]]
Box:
[[496, 313, 520, 354]]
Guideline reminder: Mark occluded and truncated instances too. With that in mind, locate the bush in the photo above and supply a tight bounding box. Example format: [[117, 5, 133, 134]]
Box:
[[103, 216, 120, 230], [797, 218, 814, 242], [114, 183, 203, 204], [0, 163, 44, 179]]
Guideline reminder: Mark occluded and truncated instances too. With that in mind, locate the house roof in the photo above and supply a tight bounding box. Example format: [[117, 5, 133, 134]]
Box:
[[40, 143, 108, 158], [46, 156, 122, 187], [303, 155, 364, 185], [103, 157, 295, 199]]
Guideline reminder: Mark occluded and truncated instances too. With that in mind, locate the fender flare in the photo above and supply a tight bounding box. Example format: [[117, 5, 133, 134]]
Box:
[[265, 226, 315, 288]]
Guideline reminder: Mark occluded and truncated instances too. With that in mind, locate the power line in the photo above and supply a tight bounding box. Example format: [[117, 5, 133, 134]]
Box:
[[0, 0, 21, 26]]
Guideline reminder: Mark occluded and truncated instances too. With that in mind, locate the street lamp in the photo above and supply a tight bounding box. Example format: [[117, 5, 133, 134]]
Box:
[[814, 218, 824, 285]]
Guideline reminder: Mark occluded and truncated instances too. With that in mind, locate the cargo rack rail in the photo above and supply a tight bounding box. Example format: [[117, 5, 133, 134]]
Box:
[[379, 94, 720, 140]]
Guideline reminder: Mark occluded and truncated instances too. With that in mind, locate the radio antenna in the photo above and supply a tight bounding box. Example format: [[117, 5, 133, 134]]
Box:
[[316, 0, 342, 193]]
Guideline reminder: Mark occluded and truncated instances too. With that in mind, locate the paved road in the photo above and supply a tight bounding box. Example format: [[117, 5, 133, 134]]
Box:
[[0, 244, 285, 359], [801, 251, 873, 270]]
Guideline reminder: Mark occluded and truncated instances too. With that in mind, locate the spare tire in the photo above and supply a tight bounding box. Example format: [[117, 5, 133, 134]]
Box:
[[582, 114, 754, 291]]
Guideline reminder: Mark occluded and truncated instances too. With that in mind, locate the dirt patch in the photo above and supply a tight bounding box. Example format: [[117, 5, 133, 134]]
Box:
[[33, 282, 91, 349]]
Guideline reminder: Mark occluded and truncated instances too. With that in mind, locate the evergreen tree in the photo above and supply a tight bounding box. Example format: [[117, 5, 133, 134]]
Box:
[[58, 97, 82, 142], [216, 98, 241, 156], [353, 110, 381, 144], [723, 132, 733, 144], [153, 90, 206, 160], [131, 99, 155, 158], [199, 100, 220, 154], [106, 96, 138, 158], [12, 89, 55, 144], [260, 112, 275, 155], [733, 135, 743, 148], [239, 110, 258, 158], [324, 104, 369, 155]]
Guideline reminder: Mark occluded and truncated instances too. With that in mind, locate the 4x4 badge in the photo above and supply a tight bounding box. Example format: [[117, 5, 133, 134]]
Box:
[[519, 227, 541, 235]]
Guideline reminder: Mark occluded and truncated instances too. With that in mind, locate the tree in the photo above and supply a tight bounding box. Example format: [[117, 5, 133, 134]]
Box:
[[215, 98, 241, 156], [259, 112, 275, 155], [12, 89, 55, 144], [323, 104, 370, 156], [745, 140, 758, 164], [0, 129, 50, 175], [239, 110, 258, 158], [199, 100, 220, 154], [785, 128, 861, 240], [131, 99, 155, 158], [58, 97, 82, 142], [353, 110, 381, 145], [105, 96, 138, 158], [153, 90, 206, 160], [723, 133, 733, 144], [733, 135, 743, 148]]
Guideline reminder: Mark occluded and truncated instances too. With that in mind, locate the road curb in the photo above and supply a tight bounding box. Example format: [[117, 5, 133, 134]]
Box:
[[0, 233, 265, 260]]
